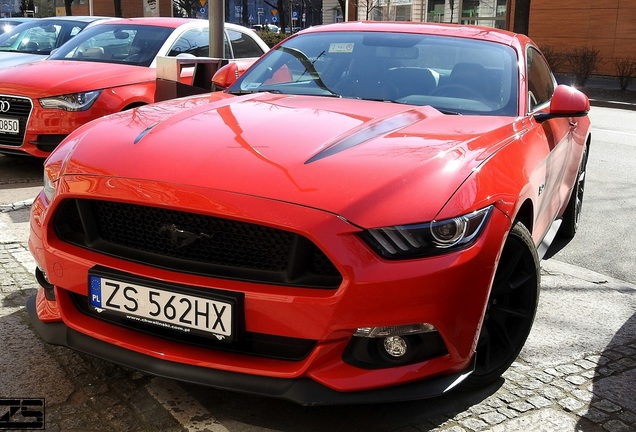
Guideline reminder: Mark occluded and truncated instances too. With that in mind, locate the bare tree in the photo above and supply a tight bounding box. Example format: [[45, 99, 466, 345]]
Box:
[[614, 57, 636, 91], [19, 0, 34, 15], [565, 46, 602, 87], [173, 0, 201, 17], [263, 0, 286, 32], [359, 0, 380, 20]]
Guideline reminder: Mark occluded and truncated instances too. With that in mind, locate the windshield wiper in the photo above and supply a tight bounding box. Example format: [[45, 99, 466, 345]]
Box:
[[277, 46, 338, 96], [436, 108, 463, 115]]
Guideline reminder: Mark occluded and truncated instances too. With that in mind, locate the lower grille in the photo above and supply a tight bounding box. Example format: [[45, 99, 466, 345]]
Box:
[[54, 199, 343, 289], [70, 292, 316, 361], [0, 95, 32, 148]]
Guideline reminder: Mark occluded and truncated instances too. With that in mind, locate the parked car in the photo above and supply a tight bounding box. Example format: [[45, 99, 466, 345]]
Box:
[[0, 17, 36, 34], [251, 23, 280, 33], [0, 17, 269, 157], [27, 21, 591, 405], [0, 16, 107, 69]]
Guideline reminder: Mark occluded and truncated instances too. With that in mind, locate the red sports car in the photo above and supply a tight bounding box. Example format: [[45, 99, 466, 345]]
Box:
[[0, 18, 268, 158], [27, 21, 591, 405]]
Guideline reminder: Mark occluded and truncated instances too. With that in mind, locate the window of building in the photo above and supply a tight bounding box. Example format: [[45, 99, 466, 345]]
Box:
[[374, 0, 413, 21], [425, 0, 507, 28]]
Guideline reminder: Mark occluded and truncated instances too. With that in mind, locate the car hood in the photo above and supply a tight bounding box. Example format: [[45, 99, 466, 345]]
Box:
[[0, 52, 45, 68], [58, 92, 521, 227], [0, 60, 154, 96]]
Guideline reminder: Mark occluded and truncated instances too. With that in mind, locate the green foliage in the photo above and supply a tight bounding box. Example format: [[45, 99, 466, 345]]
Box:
[[255, 31, 288, 48]]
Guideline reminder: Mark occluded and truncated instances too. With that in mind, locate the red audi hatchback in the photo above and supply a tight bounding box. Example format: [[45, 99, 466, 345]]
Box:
[[0, 17, 268, 158], [27, 21, 591, 405]]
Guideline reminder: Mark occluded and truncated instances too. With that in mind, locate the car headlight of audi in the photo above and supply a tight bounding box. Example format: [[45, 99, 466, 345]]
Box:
[[360, 206, 493, 259], [39, 90, 102, 112]]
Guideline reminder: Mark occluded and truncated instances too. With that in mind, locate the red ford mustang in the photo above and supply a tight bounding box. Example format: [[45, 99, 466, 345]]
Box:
[[27, 21, 591, 405]]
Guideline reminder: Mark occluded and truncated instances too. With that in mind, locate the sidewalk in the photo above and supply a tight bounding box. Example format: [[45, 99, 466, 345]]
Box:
[[557, 73, 636, 111], [1, 185, 636, 431], [1, 85, 635, 431]]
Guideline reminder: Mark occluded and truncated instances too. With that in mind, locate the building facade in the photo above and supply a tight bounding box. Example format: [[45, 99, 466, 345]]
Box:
[[24, 0, 172, 18], [35, 0, 636, 77], [323, 0, 509, 30], [323, 0, 636, 77]]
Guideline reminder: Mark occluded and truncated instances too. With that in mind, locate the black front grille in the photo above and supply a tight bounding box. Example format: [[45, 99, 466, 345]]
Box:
[[0, 95, 32, 148], [54, 199, 342, 289]]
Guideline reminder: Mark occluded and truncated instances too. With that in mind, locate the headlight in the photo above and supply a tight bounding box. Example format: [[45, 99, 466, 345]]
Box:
[[40, 90, 101, 112], [360, 206, 493, 259], [43, 165, 60, 202]]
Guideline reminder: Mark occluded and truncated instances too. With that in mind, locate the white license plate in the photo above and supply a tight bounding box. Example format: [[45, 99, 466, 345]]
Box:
[[89, 274, 234, 341], [0, 117, 19, 134]]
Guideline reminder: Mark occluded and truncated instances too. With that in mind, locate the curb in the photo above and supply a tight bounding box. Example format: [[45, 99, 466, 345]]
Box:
[[590, 99, 636, 111], [0, 198, 34, 213]]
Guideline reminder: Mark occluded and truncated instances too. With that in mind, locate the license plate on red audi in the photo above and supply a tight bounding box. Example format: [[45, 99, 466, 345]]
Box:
[[88, 272, 235, 342]]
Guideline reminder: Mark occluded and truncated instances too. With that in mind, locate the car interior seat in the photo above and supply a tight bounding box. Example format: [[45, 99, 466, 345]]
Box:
[[81, 47, 105, 59], [21, 41, 39, 51], [387, 67, 437, 99], [336, 53, 398, 101], [442, 62, 495, 100]]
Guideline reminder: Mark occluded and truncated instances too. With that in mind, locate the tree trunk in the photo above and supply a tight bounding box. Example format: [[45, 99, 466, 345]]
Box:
[[64, 0, 73, 16], [114, 0, 123, 17], [513, 0, 531, 35]]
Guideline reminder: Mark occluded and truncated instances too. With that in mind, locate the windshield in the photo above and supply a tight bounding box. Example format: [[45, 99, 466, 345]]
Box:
[[0, 20, 88, 54], [229, 31, 519, 116], [48, 23, 174, 67]]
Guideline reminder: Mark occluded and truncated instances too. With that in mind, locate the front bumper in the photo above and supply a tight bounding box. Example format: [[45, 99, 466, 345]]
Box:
[[27, 293, 474, 405], [28, 175, 512, 403]]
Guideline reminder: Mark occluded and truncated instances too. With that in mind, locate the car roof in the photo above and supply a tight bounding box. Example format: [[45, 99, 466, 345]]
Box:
[[89, 17, 256, 33], [37, 16, 109, 23], [90, 17, 208, 29], [300, 21, 522, 46], [0, 17, 36, 22]]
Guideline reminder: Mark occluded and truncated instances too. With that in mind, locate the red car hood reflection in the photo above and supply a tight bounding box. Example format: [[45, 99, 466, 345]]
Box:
[[0, 60, 155, 96], [61, 93, 520, 226]]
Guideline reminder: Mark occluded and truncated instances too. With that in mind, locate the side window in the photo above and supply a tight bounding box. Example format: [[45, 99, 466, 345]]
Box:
[[226, 29, 265, 59], [527, 47, 555, 112], [168, 28, 210, 57], [70, 26, 83, 37]]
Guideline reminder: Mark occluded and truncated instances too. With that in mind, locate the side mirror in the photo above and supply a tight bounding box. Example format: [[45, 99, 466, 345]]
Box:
[[211, 59, 256, 90], [534, 85, 590, 122], [212, 62, 240, 90]]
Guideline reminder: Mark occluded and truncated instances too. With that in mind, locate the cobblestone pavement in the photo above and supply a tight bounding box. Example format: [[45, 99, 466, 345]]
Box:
[[1, 205, 636, 431], [0, 210, 186, 432]]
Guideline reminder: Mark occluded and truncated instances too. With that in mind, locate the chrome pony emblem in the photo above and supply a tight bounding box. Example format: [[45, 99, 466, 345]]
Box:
[[160, 223, 211, 249]]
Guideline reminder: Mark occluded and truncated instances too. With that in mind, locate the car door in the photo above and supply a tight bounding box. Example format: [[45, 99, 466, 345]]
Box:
[[526, 46, 576, 240]]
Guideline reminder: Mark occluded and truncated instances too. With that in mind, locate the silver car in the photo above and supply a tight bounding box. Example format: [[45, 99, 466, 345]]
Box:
[[0, 16, 108, 69]]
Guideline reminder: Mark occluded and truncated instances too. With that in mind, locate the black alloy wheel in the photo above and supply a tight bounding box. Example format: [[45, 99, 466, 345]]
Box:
[[559, 144, 588, 239], [462, 222, 540, 390]]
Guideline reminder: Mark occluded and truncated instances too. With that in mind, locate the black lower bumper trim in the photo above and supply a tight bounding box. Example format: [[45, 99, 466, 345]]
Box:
[[26, 295, 474, 405]]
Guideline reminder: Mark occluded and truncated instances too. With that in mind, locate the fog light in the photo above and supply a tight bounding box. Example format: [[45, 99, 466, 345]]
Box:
[[35, 267, 55, 301], [384, 336, 408, 358], [344, 323, 448, 369]]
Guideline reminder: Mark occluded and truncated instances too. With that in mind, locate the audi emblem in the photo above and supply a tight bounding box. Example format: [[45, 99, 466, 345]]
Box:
[[0, 100, 10, 113]]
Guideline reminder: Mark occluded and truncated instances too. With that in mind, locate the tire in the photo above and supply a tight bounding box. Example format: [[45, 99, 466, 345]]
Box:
[[559, 145, 588, 239], [461, 222, 540, 390]]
